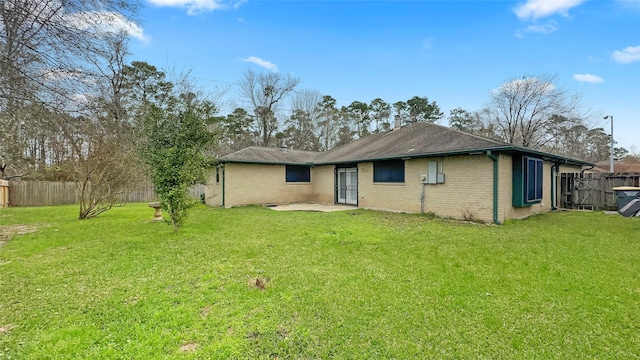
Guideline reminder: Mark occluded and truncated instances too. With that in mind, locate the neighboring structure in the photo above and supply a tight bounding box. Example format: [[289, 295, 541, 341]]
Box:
[[207, 122, 592, 224]]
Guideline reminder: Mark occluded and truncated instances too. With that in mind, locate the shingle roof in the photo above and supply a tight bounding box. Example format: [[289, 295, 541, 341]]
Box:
[[218, 146, 319, 165], [318, 122, 508, 164], [218, 122, 593, 166]]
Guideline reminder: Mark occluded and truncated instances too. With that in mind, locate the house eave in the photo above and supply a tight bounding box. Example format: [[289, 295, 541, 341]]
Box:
[[218, 146, 593, 168]]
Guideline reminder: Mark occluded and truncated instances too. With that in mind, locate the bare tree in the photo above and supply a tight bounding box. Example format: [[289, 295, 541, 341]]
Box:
[[239, 70, 299, 147], [64, 120, 141, 219], [280, 89, 322, 150], [66, 35, 144, 219], [486, 73, 583, 149], [0, 0, 140, 179]]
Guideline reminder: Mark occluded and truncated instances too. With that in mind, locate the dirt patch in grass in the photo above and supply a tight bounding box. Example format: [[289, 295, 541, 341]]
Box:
[[179, 342, 198, 352], [0, 224, 39, 245], [248, 277, 267, 290], [201, 305, 212, 318], [0, 324, 16, 334]]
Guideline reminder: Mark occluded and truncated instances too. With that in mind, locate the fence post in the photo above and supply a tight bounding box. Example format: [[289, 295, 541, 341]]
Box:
[[0, 180, 8, 208]]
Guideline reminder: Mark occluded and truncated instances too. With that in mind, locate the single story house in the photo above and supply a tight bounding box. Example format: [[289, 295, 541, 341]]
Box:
[[205, 122, 592, 224]]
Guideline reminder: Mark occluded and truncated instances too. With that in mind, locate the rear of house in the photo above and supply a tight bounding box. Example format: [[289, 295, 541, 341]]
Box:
[[208, 122, 589, 223]]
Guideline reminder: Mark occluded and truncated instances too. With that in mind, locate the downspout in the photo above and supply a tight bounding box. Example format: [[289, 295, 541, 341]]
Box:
[[420, 183, 426, 214], [485, 151, 501, 225], [221, 165, 225, 207], [550, 161, 566, 210], [551, 163, 558, 210], [580, 164, 595, 175]]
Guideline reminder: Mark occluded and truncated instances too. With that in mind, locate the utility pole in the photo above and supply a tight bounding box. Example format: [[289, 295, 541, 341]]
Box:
[[604, 115, 614, 173]]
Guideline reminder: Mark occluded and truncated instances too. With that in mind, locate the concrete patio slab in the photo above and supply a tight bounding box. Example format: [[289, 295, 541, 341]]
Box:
[[267, 203, 357, 212]]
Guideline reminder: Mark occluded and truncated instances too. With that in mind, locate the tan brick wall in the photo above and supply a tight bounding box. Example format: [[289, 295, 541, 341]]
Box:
[[499, 156, 550, 221], [498, 157, 584, 222], [220, 163, 316, 208], [358, 156, 495, 222], [310, 165, 335, 203], [211, 157, 586, 222], [204, 168, 223, 207]]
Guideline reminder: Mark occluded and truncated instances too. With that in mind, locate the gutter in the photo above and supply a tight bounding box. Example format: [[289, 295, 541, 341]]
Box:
[[485, 151, 501, 225], [220, 145, 594, 169]]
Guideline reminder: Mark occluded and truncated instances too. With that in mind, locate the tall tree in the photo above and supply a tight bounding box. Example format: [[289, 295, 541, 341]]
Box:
[[239, 70, 299, 147], [346, 101, 370, 138], [392, 101, 409, 126], [0, 0, 141, 179], [406, 96, 443, 123], [280, 109, 319, 151], [219, 107, 254, 155], [56, 35, 146, 219], [279, 89, 322, 150], [369, 98, 391, 132], [121, 61, 173, 133], [486, 73, 582, 148], [448, 107, 489, 133], [335, 106, 356, 146], [316, 95, 340, 151]]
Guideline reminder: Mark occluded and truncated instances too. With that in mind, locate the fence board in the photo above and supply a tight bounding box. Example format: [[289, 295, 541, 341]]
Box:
[[560, 173, 640, 210], [0, 180, 8, 208], [8, 181, 206, 207]]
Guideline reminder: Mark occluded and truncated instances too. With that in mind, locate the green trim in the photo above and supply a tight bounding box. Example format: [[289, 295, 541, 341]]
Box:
[[550, 164, 556, 210], [486, 151, 501, 225], [221, 165, 225, 207], [220, 146, 593, 168]]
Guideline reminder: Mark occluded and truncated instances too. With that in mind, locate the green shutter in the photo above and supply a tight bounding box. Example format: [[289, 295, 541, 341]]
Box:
[[512, 156, 526, 207], [513, 155, 543, 207]]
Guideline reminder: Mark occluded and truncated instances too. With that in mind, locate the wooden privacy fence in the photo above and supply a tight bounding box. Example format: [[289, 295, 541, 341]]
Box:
[[7, 181, 206, 207], [560, 172, 640, 210], [0, 180, 8, 208]]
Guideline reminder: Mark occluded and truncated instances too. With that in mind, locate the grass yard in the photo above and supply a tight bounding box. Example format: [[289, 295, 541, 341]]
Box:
[[0, 204, 639, 359]]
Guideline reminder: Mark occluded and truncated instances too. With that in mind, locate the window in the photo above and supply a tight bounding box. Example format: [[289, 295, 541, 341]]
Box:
[[373, 159, 405, 183], [512, 156, 543, 207], [526, 157, 543, 202], [286, 165, 310, 182]]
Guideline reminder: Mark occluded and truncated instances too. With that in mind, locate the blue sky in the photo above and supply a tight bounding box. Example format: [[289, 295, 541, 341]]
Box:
[[125, 0, 640, 151]]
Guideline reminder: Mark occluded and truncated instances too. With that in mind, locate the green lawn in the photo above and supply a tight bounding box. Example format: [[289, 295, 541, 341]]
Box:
[[1, 204, 639, 359]]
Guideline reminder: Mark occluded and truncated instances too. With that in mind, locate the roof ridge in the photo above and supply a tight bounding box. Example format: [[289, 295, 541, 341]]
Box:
[[413, 121, 510, 147]]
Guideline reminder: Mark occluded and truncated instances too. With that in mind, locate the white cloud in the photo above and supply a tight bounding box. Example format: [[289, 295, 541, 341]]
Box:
[[616, 0, 640, 10], [612, 45, 640, 64], [573, 73, 605, 83], [41, 68, 85, 81], [523, 21, 558, 34], [71, 93, 89, 104], [242, 56, 278, 72], [66, 11, 148, 41], [147, 0, 245, 15], [514, 0, 584, 21]]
